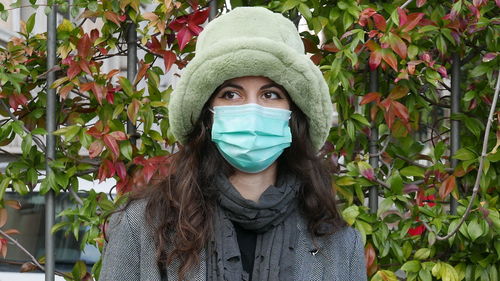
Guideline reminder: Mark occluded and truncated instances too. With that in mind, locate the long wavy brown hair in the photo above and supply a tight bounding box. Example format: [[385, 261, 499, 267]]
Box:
[[128, 98, 346, 279]]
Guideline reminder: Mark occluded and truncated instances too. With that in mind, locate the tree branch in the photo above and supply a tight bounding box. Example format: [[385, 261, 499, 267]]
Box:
[[0, 100, 47, 153], [421, 70, 500, 240], [0, 229, 45, 272]]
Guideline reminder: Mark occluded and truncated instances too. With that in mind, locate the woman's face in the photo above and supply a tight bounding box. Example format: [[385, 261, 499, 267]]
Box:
[[210, 76, 290, 110]]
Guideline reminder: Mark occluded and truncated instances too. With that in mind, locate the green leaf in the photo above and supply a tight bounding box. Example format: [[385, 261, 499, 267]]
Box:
[[377, 197, 394, 217], [119, 141, 133, 161], [414, 248, 431, 260], [453, 148, 476, 161], [351, 113, 370, 126], [280, 0, 300, 12], [72, 260, 87, 280], [346, 119, 355, 140], [51, 221, 69, 234], [388, 171, 403, 194], [467, 219, 483, 241], [297, 3, 312, 20], [21, 134, 32, 157], [342, 205, 359, 225], [0, 177, 10, 200], [336, 176, 356, 186], [118, 77, 134, 96], [53, 125, 81, 142], [13, 180, 29, 195], [31, 128, 47, 135], [26, 13, 36, 34], [400, 166, 425, 177]]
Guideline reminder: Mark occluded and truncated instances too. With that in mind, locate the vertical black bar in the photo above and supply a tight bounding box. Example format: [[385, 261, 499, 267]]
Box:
[[449, 52, 460, 215], [127, 22, 137, 145], [46, 3, 57, 281], [369, 69, 379, 213]]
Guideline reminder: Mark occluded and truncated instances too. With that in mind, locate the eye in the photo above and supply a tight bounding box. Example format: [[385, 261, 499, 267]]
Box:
[[219, 90, 241, 100], [262, 91, 282, 100]]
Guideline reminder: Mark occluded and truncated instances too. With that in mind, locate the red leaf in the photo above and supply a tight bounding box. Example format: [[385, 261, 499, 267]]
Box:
[[176, 27, 193, 51], [169, 16, 187, 32], [77, 34, 92, 59], [372, 14, 386, 31], [80, 82, 94, 93], [116, 177, 131, 194], [127, 99, 140, 125], [364, 243, 377, 276], [365, 40, 379, 52], [67, 61, 81, 80], [482, 52, 497, 62], [98, 159, 116, 183], [0, 208, 7, 228], [106, 69, 120, 80], [134, 61, 151, 85], [88, 140, 104, 158], [20, 262, 38, 273], [392, 100, 409, 122], [437, 66, 448, 78], [91, 83, 105, 105], [384, 107, 395, 129], [439, 175, 456, 199], [59, 84, 74, 99], [402, 13, 425, 32], [382, 50, 398, 71], [8, 94, 28, 109], [397, 8, 407, 26], [416, 0, 426, 7], [322, 43, 340, 53], [90, 29, 99, 42], [115, 161, 127, 181], [163, 51, 177, 72], [360, 92, 382, 105], [359, 8, 377, 26], [0, 238, 7, 258], [109, 131, 127, 141], [99, 47, 108, 55], [79, 60, 92, 75], [104, 11, 122, 26], [103, 134, 120, 160], [142, 164, 156, 184], [369, 51, 382, 70], [388, 33, 407, 59], [189, 8, 210, 26], [388, 85, 408, 100]]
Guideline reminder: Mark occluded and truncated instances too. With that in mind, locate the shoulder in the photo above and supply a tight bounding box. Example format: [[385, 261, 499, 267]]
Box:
[[107, 199, 149, 237], [328, 225, 362, 245]]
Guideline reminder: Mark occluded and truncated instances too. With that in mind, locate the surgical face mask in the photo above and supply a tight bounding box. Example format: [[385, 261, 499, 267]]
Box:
[[211, 104, 292, 173]]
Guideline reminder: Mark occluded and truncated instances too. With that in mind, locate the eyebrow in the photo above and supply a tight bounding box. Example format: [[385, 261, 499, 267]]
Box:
[[217, 82, 287, 95]]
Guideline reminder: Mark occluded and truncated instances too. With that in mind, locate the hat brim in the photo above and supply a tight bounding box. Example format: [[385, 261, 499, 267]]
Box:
[[169, 37, 333, 150]]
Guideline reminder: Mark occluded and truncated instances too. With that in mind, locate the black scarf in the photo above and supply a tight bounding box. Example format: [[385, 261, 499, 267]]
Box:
[[207, 173, 300, 281]]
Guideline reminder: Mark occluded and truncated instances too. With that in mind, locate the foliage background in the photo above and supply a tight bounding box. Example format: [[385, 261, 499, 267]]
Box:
[[0, 0, 498, 280]]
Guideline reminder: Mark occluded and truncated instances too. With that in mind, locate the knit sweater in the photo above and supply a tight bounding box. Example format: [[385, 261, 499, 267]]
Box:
[[100, 200, 367, 281]]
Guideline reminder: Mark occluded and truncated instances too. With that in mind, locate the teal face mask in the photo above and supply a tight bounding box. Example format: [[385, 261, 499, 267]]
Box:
[[211, 104, 292, 173]]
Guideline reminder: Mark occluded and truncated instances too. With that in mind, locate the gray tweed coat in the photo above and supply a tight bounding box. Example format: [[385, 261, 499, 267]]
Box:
[[100, 200, 367, 281]]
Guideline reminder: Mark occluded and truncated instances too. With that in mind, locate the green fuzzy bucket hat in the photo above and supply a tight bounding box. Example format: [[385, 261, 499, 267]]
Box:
[[168, 6, 333, 150]]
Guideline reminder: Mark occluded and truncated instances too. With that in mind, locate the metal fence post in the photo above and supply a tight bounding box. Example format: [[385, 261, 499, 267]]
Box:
[[209, 0, 217, 20], [45, 3, 57, 281], [369, 69, 379, 213], [449, 52, 460, 215], [126, 22, 137, 145]]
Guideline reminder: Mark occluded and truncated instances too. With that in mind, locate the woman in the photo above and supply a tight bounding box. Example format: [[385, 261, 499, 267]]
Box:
[[100, 7, 366, 281]]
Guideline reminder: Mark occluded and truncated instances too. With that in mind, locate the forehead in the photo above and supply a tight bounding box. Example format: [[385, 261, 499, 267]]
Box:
[[219, 76, 278, 87]]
